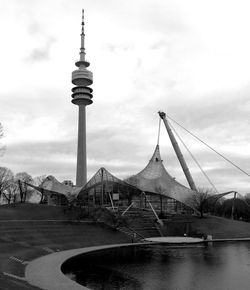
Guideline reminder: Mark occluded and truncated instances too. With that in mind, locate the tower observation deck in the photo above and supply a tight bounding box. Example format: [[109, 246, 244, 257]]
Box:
[[72, 9, 93, 187]]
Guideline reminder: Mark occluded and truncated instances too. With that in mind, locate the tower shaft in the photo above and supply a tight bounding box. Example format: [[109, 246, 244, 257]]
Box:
[[76, 105, 87, 186]]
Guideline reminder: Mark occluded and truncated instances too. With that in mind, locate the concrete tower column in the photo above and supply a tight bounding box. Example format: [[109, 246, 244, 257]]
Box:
[[71, 10, 93, 187], [76, 105, 87, 186]]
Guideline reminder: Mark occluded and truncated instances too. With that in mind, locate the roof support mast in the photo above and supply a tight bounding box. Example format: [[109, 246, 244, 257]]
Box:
[[158, 111, 197, 191]]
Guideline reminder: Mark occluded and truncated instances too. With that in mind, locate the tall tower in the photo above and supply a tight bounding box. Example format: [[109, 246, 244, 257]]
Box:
[[71, 10, 93, 187]]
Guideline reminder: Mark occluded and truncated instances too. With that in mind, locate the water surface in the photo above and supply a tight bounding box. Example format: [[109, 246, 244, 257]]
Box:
[[62, 242, 250, 290]]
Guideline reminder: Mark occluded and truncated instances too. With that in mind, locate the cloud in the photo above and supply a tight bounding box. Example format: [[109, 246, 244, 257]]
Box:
[[1, 140, 76, 180], [27, 47, 50, 62], [28, 22, 43, 35], [25, 37, 56, 62]]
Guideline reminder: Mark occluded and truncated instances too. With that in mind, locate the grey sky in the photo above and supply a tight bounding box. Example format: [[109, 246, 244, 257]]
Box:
[[0, 0, 250, 194]]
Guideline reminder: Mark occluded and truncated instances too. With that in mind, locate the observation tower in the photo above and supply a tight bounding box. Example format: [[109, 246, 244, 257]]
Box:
[[71, 10, 93, 187]]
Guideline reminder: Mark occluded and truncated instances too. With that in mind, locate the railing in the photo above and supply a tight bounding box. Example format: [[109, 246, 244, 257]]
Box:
[[122, 224, 146, 240], [142, 192, 163, 226], [121, 202, 134, 216]]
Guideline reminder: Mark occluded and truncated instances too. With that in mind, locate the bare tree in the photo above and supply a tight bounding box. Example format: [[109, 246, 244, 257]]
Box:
[[244, 193, 250, 206], [0, 123, 6, 157], [33, 175, 47, 203], [15, 172, 33, 203], [190, 188, 215, 218], [4, 178, 18, 204], [0, 167, 14, 203]]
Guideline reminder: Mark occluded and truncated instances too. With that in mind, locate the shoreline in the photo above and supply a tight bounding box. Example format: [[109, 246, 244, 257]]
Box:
[[25, 238, 250, 290]]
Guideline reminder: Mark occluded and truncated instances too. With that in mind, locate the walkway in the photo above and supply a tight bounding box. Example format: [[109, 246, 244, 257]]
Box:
[[25, 243, 146, 290], [144, 237, 203, 243]]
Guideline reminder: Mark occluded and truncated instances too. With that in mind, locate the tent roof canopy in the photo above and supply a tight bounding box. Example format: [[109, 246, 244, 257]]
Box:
[[77, 167, 141, 199], [126, 145, 197, 210]]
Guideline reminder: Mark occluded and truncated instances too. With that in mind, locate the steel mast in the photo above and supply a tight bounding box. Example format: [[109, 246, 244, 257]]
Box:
[[158, 111, 197, 191]]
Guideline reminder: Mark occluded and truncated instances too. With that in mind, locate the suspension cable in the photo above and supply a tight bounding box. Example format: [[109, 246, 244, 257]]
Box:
[[168, 120, 219, 193], [166, 114, 250, 179], [157, 116, 161, 145], [237, 192, 250, 209]]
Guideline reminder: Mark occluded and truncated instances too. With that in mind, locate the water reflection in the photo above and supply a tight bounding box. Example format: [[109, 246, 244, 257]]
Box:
[[62, 242, 250, 290]]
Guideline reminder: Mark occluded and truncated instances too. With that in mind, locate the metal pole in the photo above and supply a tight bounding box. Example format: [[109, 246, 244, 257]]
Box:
[[160, 194, 163, 214], [93, 187, 96, 206], [109, 193, 115, 211], [143, 192, 163, 225], [158, 111, 197, 191], [121, 202, 134, 216], [231, 191, 237, 219], [101, 168, 104, 205]]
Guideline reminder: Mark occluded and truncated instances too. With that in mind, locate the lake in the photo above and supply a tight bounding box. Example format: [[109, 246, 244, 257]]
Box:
[[62, 242, 250, 290]]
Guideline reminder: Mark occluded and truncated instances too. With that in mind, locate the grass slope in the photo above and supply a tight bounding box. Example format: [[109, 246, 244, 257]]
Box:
[[191, 215, 250, 239], [0, 203, 76, 220], [163, 215, 250, 239], [0, 203, 130, 289]]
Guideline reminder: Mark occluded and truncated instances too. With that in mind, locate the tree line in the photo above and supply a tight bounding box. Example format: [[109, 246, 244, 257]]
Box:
[[0, 123, 46, 204], [0, 166, 46, 204], [191, 188, 250, 221]]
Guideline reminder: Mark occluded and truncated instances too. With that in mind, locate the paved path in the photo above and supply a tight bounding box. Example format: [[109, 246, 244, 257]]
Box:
[[145, 236, 250, 243], [144, 237, 204, 243], [25, 243, 147, 290], [0, 220, 94, 222]]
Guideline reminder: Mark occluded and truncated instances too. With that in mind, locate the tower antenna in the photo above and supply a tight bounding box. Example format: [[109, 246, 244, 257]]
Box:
[[80, 9, 85, 62]]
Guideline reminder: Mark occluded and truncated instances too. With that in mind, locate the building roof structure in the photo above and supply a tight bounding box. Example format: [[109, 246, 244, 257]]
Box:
[[77, 167, 140, 200], [126, 145, 197, 210], [27, 176, 81, 203]]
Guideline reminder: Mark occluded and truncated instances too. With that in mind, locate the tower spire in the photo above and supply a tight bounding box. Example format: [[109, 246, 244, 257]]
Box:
[[80, 9, 85, 62], [75, 9, 90, 68]]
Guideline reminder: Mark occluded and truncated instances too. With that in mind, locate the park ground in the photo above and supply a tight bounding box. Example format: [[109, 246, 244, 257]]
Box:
[[1, 203, 250, 289]]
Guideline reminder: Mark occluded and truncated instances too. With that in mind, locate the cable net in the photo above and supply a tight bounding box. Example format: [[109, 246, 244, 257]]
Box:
[[77, 167, 140, 200]]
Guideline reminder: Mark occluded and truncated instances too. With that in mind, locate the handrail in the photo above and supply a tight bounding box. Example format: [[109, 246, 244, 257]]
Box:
[[108, 193, 115, 211], [123, 224, 145, 240], [121, 202, 134, 216], [142, 192, 163, 226]]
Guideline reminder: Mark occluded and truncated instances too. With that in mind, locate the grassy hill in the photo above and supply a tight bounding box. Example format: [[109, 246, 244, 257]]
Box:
[[0, 203, 78, 220], [162, 214, 250, 239], [191, 215, 250, 239]]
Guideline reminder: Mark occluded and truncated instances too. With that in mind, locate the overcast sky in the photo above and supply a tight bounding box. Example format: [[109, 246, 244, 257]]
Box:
[[0, 0, 250, 194]]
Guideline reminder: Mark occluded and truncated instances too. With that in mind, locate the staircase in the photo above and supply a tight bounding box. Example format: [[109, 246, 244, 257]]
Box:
[[117, 208, 162, 240]]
